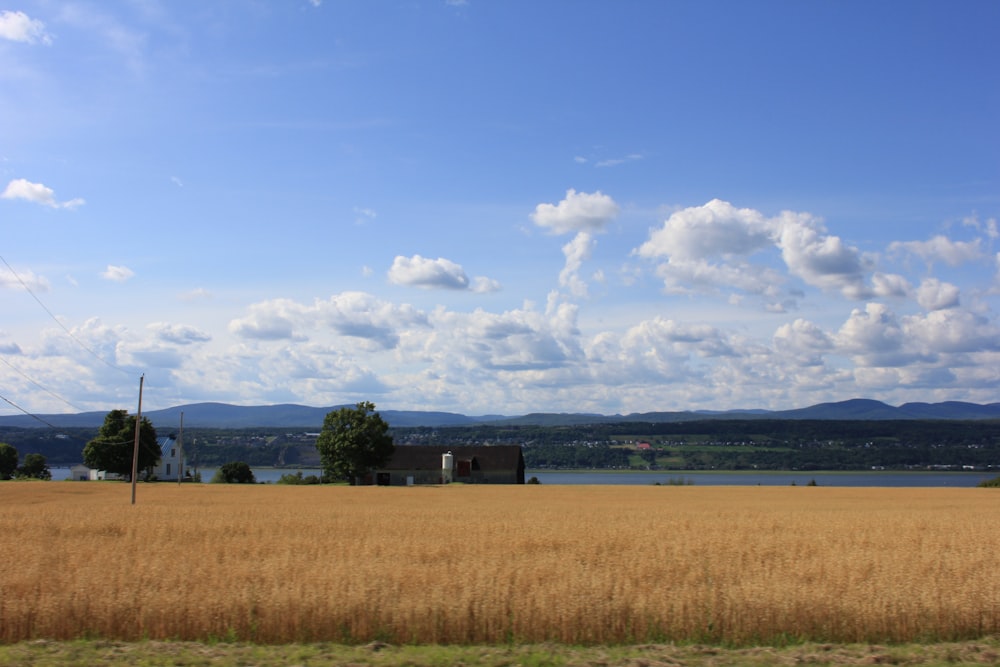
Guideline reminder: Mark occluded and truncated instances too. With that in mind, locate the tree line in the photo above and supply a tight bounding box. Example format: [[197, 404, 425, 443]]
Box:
[[3, 414, 999, 476]]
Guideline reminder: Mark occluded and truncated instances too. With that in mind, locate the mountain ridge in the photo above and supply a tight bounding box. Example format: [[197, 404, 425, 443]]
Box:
[[1, 399, 999, 429]]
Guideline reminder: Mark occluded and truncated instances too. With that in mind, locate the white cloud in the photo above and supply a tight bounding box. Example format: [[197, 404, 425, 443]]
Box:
[[889, 235, 983, 267], [0, 10, 51, 44], [916, 278, 960, 311], [775, 211, 871, 299], [773, 319, 833, 366], [559, 232, 596, 297], [0, 266, 50, 292], [470, 276, 502, 293], [1, 179, 85, 209], [903, 309, 1000, 355], [835, 303, 909, 366], [148, 322, 212, 345], [637, 200, 874, 302], [637, 199, 773, 260], [388, 255, 470, 290], [317, 292, 428, 349], [229, 299, 308, 341], [101, 265, 135, 282], [871, 273, 911, 298], [531, 189, 619, 235], [962, 214, 998, 240]]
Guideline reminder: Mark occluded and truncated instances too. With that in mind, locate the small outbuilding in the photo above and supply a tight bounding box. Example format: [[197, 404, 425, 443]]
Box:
[[374, 445, 525, 485], [69, 463, 91, 481]]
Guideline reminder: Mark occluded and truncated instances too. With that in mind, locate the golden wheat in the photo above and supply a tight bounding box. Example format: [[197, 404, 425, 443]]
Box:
[[1, 482, 998, 645]]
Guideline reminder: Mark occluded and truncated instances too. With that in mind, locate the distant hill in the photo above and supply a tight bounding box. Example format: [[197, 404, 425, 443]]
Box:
[[1, 399, 998, 429]]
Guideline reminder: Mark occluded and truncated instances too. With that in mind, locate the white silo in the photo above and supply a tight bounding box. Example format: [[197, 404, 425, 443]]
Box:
[[442, 451, 454, 484]]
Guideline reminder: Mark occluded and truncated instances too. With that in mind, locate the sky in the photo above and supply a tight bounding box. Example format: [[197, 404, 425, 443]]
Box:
[[1, 1, 999, 418]]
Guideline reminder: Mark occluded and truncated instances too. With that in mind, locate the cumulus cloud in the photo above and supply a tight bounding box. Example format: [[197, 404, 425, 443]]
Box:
[[0, 10, 51, 44], [229, 299, 308, 341], [559, 232, 596, 297], [889, 235, 983, 267], [637, 199, 875, 303], [776, 211, 871, 299], [317, 291, 427, 349], [0, 266, 49, 292], [531, 189, 619, 235], [638, 199, 773, 260], [388, 255, 501, 293], [470, 276, 502, 293], [916, 278, 960, 311], [871, 273, 911, 298], [532, 190, 619, 299], [101, 265, 134, 282], [1, 179, 84, 209], [904, 309, 1000, 355], [148, 322, 212, 345], [388, 255, 469, 290], [773, 319, 833, 366]]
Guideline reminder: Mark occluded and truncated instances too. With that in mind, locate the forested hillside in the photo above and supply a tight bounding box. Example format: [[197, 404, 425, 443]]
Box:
[[4, 419, 998, 472]]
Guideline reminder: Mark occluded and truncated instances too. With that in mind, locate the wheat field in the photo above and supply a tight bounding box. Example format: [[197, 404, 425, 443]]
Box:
[[1, 482, 999, 646]]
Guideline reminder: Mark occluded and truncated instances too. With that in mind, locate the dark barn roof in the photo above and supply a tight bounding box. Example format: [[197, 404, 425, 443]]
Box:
[[384, 445, 524, 472]]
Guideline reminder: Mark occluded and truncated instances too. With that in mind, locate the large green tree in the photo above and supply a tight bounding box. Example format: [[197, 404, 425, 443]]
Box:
[[82, 409, 160, 480], [0, 442, 18, 480], [316, 401, 395, 484]]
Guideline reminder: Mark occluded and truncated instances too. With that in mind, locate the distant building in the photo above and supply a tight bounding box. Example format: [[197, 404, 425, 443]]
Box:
[[69, 463, 91, 481], [152, 434, 188, 481], [374, 445, 525, 485]]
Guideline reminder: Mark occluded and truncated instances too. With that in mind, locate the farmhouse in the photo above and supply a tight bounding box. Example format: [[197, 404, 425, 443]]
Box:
[[152, 434, 188, 482], [374, 445, 525, 485]]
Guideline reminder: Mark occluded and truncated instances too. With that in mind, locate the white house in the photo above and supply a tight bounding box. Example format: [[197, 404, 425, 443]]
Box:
[[152, 434, 188, 481]]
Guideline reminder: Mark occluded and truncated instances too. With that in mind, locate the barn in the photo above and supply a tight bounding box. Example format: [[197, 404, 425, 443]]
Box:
[[374, 445, 525, 485]]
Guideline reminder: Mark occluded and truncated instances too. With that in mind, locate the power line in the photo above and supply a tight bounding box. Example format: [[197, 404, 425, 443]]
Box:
[[0, 254, 130, 376], [0, 391, 59, 428], [0, 355, 86, 413]]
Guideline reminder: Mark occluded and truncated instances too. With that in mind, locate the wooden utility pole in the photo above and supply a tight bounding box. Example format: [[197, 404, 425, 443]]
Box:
[[130, 374, 144, 505], [177, 411, 184, 486]]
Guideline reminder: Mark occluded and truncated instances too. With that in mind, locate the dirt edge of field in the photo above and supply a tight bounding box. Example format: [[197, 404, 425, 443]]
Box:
[[2, 638, 1000, 667]]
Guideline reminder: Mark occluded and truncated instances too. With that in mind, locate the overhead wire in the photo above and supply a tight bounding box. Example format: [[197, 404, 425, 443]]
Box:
[[0, 391, 59, 428], [0, 355, 87, 413], [0, 253, 131, 376]]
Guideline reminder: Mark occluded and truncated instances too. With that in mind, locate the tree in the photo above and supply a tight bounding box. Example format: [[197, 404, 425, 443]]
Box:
[[211, 461, 255, 484], [0, 442, 18, 480], [316, 401, 395, 484], [16, 453, 51, 480], [82, 409, 160, 480]]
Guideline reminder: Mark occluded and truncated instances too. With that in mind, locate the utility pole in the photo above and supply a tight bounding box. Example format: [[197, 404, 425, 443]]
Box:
[[177, 411, 184, 486], [130, 374, 144, 505]]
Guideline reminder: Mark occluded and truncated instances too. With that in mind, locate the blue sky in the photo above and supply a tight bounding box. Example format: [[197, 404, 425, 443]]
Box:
[[2, 1, 998, 417]]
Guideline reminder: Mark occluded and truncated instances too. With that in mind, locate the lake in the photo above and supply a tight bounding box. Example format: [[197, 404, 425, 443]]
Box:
[[48, 467, 991, 487]]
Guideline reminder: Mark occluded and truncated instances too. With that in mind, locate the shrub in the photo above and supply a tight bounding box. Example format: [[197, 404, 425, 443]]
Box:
[[276, 471, 321, 485], [211, 461, 255, 484]]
